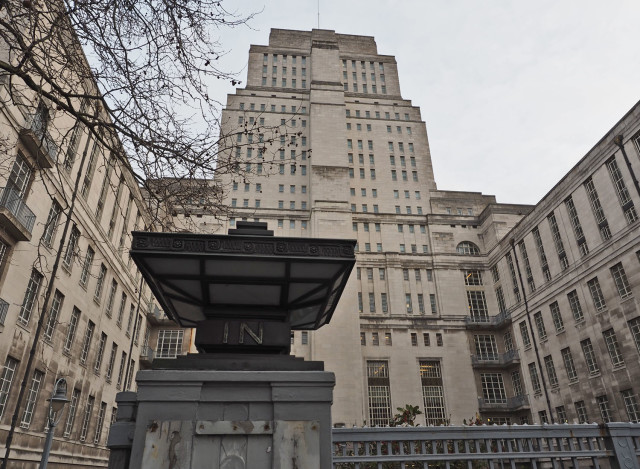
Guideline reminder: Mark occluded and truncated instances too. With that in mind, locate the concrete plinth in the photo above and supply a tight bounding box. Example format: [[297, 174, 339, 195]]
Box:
[[107, 355, 335, 469]]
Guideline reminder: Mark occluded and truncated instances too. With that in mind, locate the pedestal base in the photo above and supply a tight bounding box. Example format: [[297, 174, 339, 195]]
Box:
[[108, 355, 335, 469]]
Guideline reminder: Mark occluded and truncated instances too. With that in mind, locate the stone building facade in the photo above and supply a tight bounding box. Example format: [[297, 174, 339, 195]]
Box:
[[204, 28, 640, 427]]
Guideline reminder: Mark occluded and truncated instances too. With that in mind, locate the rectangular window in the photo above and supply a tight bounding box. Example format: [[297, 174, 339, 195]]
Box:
[[420, 361, 446, 424], [44, 290, 64, 341], [528, 363, 541, 395], [94, 264, 107, 303], [80, 320, 95, 364], [511, 370, 523, 396], [464, 270, 483, 286], [63, 388, 81, 437], [495, 286, 507, 314], [629, 317, 640, 355], [104, 280, 118, 318], [566, 290, 584, 322], [587, 277, 607, 312], [430, 294, 437, 314], [405, 293, 412, 313], [606, 156, 638, 223], [532, 227, 551, 282], [18, 269, 44, 326], [547, 212, 569, 270], [474, 335, 498, 360], [0, 357, 18, 419], [42, 201, 62, 246], [466, 291, 488, 320], [596, 395, 612, 423], [575, 401, 588, 424], [384, 332, 392, 346], [519, 321, 531, 348], [423, 333, 430, 346], [79, 246, 94, 287], [94, 402, 107, 444], [610, 263, 632, 299], [367, 361, 391, 426], [79, 396, 95, 441], [64, 307, 81, 353], [561, 347, 578, 382], [94, 332, 107, 374], [116, 351, 127, 389], [410, 333, 418, 346], [481, 373, 506, 404], [417, 294, 425, 313], [584, 177, 611, 241], [106, 343, 117, 381], [157, 330, 185, 359], [622, 389, 640, 423], [603, 328, 625, 367], [360, 332, 366, 346], [505, 253, 521, 303], [581, 338, 600, 375], [518, 241, 535, 292], [544, 355, 559, 387], [504, 331, 514, 352], [369, 293, 376, 313], [116, 293, 127, 327], [381, 293, 388, 313], [565, 196, 589, 256], [549, 301, 564, 332], [534, 311, 547, 340], [20, 369, 43, 428]]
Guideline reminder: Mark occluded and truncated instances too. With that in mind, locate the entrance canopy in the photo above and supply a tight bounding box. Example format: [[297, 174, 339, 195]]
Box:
[[130, 222, 355, 330]]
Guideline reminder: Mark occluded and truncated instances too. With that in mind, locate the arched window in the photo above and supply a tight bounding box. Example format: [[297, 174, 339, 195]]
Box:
[[457, 241, 480, 255]]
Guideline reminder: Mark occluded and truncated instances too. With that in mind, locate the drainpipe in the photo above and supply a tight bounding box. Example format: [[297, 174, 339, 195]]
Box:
[[510, 240, 555, 424], [613, 135, 640, 200]]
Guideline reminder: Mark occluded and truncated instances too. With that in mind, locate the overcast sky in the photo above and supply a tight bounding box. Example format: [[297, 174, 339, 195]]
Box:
[[206, 0, 640, 205]]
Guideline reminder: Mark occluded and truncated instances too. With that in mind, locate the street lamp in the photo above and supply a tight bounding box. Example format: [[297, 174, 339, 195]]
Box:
[[39, 378, 69, 469]]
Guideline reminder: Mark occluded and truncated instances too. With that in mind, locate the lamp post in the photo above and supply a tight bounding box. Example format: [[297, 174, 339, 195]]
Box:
[[39, 378, 69, 469]]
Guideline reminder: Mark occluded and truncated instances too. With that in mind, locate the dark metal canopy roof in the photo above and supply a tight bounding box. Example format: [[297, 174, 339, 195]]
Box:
[[130, 223, 356, 330]]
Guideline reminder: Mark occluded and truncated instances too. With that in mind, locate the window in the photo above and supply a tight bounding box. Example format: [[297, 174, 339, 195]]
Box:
[[561, 348, 578, 382], [603, 329, 624, 367], [369, 293, 376, 313], [466, 291, 488, 320], [301, 331, 309, 345], [567, 290, 584, 322], [474, 335, 498, 360], [549, 302, 564, 332], [621, 389, 640, 422], [511, 370, 523, 397], [519, 321, 531, 348], [381, 293, 388, 313], [464, 270, 483, 286], [116, 351, 127, 389], [584, 178, 611, 241], [596, 395, 612, 423], [481, 373, 506, 404], [504, 331, 514, 352], [430, 294, 437, 314], [0, 357, 18, 419], [575, 401, 589, 424], [42, 201, 63, 246], [80, 246, 94, 286], [104, 280, 118, 318], [80, 320, 95, 364], [64, 307, 81, 353], [610, 263, 632, 299], [367, 361, 391, 426], [94, 332, 107, 373], [94, 402, 107, 444], [20, 369, 43, 428], [532, 227, 551, 281], [417, 294, 425, 313], [547, 212, 569, 270], [106, 343, 117, 381], [505, 253, 521, 303], [544, 355, 559, 387], [420, 361, 446, 424], [405, 293, 412, 313], [79, 395, 95, 441], [360, 332, 366, 346], [587, 277, 607, 312], [606, 156, 638, 223], [528, 363, 541, 395], [116, 292, 127, 327], [565, 196, 589, 256], [456, 241, 480, 255], [629, 317, 640, 355], [18, 269, 43, 326], [63, 388, 81, 437], [581, 338, 600, 375], [384, 332, 392, 346], [534, 311, 547, 340], [94, 264, 107, 303], [402, 268, 409, 279], [495, 286, 507, 314], [518, 241, 536, 292], [44, 290, 64, 341]]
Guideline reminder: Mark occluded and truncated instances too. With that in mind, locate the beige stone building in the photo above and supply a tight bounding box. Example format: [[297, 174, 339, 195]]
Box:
[[204, 28, 640, 427]]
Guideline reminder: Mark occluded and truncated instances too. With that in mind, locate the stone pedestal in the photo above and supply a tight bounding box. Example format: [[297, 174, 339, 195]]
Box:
[[107, 355, 335, 469]]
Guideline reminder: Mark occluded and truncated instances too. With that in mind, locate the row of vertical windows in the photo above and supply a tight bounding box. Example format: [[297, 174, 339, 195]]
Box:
[[357, 291, 437, 314], [238, 102, 307, 115], [346, 109, 411, 122]]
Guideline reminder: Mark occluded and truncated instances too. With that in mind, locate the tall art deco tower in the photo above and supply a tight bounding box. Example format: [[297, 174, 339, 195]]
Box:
[[196, 28, 640, 427]]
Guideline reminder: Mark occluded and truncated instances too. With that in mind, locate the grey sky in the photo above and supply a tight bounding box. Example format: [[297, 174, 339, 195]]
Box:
[[207, 1, 640, 205]]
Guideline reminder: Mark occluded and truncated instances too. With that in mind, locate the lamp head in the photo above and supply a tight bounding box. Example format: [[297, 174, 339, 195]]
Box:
[[48, 378, 69, 413]]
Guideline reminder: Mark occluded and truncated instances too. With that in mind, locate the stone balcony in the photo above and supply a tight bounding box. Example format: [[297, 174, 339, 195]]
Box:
[[478, 394, 529, 411], [18, 113, 58, 168], [464, 310, 512, 329], [0, 186, 36, 241]]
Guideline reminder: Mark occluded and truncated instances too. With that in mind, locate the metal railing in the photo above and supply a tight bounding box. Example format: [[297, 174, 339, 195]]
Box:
[[0, 186, 36, 233], [332, 422, 640, 469], [0, 298, 8, 326], [465, 310, 512, 327], [140, 346, 155, 361], [471, 350, 520, 366], [478, 395, 529, 411]]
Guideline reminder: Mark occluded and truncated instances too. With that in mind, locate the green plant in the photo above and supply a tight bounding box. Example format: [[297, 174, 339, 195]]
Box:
[[390, 404, 422, 427]]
